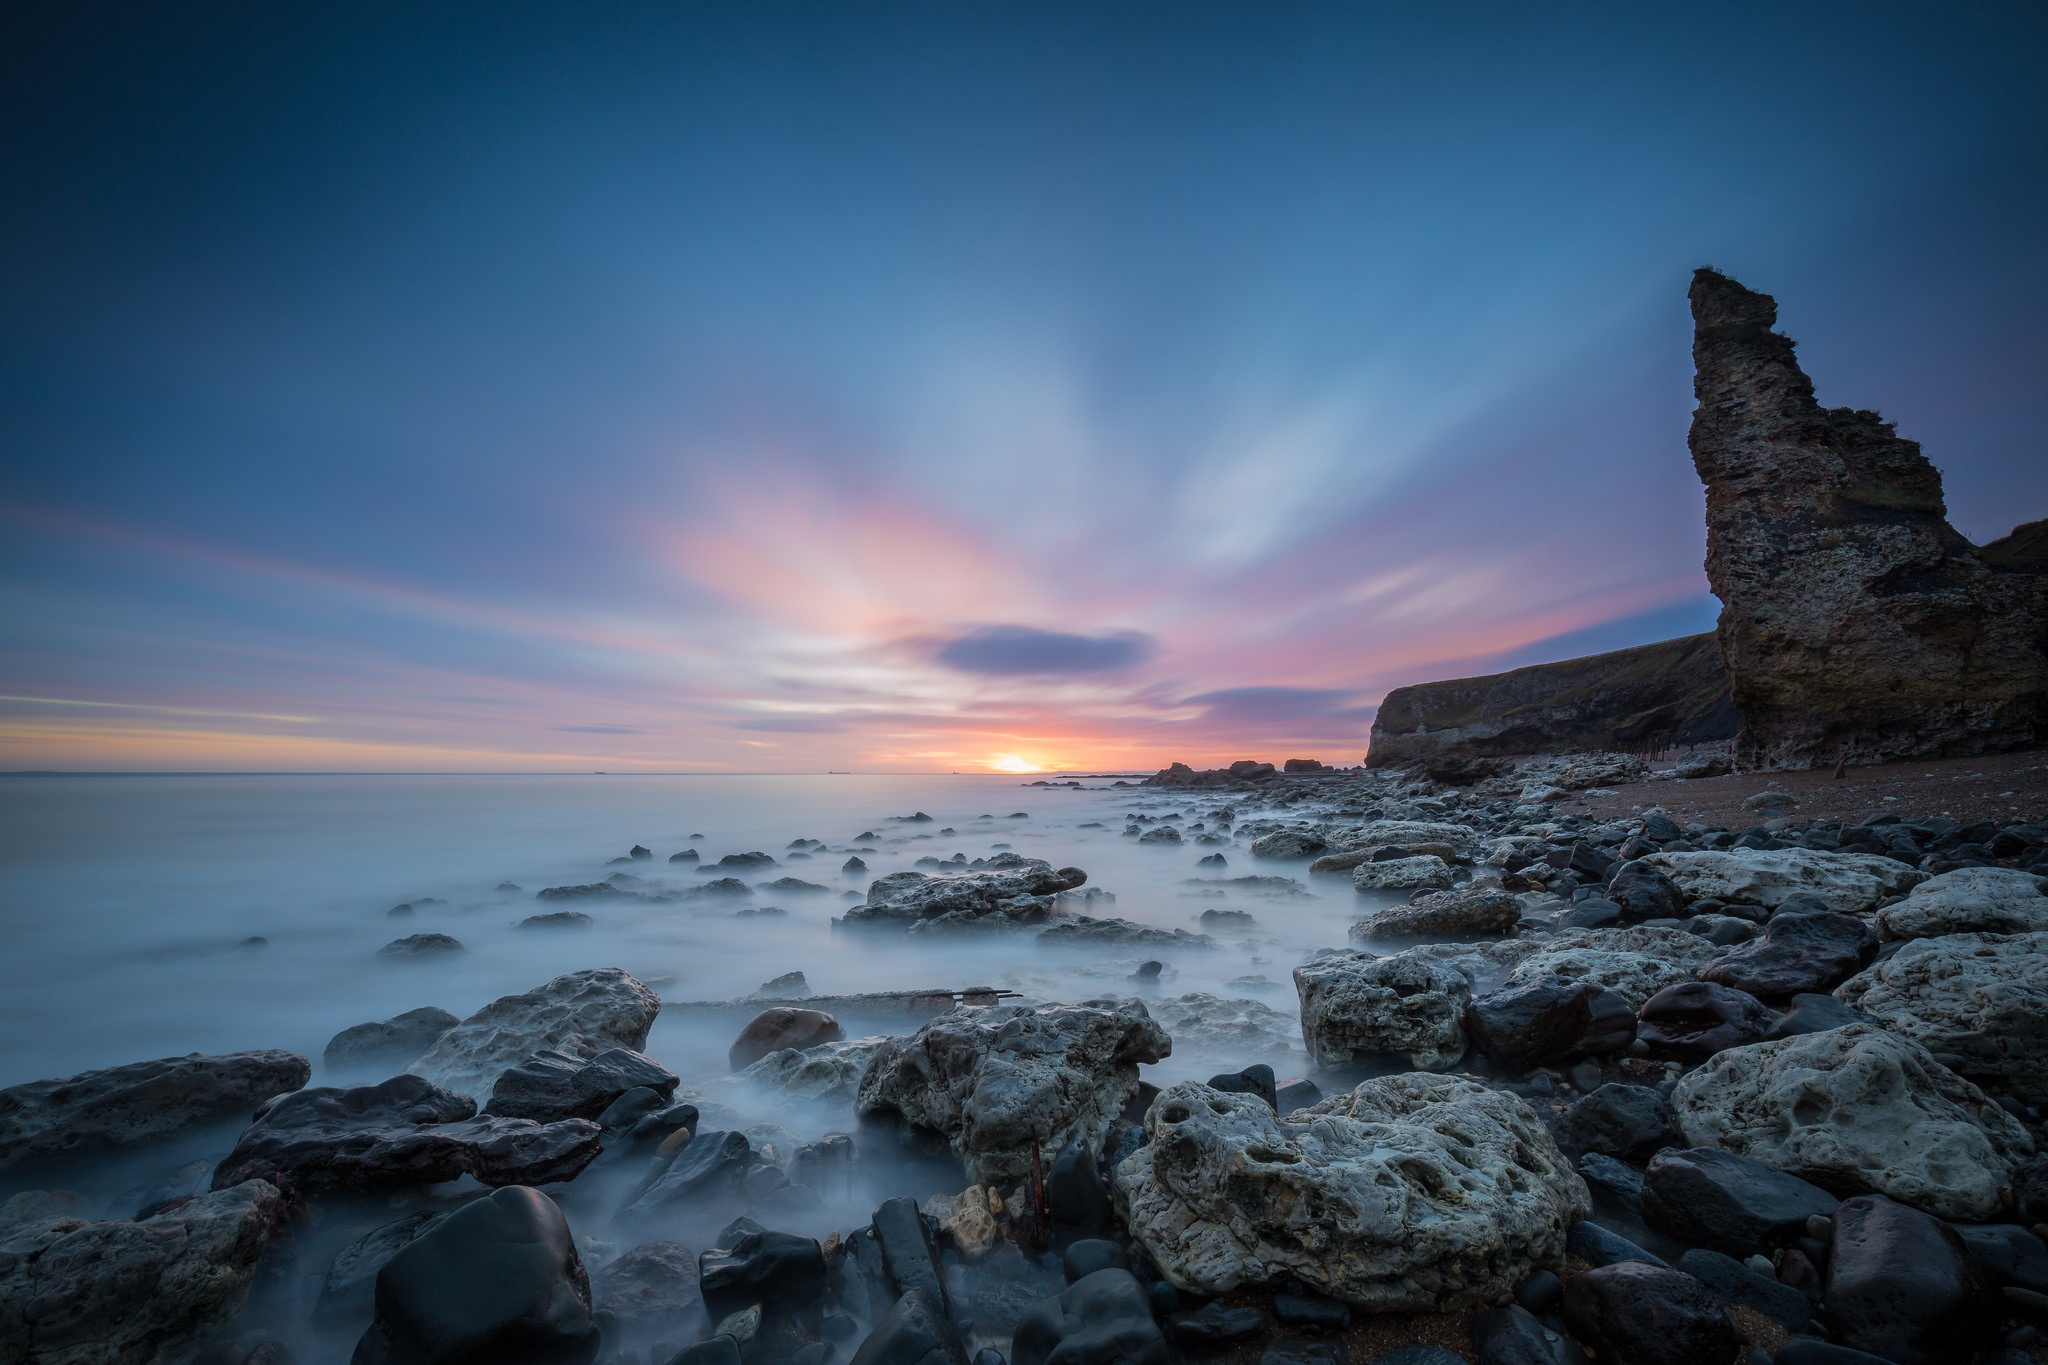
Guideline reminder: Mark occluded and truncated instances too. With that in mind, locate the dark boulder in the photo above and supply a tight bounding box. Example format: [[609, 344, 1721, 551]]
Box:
[[1464, 976, 1636, 1072], [1045, 1132, 1115, 1242], [589, 1241, 703, 1343], [486, 1049, 678, 1122], [1950, 1222, 2048, 1292], [1167, 1301, 1264, 1343], [1608, 861, 1688, 921], [1552, 1083, 1677, 1162], [1698, 909, 1877, 1002], [1641, 1147, 1838, 1255], [379, 934, 465, 957], [615, 1130, 753, 1224], [1012, 1269, 1169, 1365], [1567, 1218, 1667, 1268], [848, 1288, 970, 1365], [1677, 1248, 1813, 1329], [1825, 1196, 1993, 1365], [729, 1009, 845, 1071], [316, 1211, 448, 1328], [351, 1185, 600, 1365], [871, 1196, 949, 1316], [699, 1230, 826, 1319], [1635, 982, 1775, 1060], [1205, 1064, 1278, 1111], [1469, 1303, 1565, 1365], [0, 1050, 313, 1169], [1762, 993, 1871, 1041], [326, 1010, 462, 1073], [1062, 1240, 1128, 1283], [1561, 1261, 1741, 1365]]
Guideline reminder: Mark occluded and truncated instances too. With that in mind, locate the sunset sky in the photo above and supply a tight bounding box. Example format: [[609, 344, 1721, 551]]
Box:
[[3, 4, 2045, 772]]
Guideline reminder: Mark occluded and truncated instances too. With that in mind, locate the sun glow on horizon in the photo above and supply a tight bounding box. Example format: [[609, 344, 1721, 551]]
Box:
[[988, 754, 1043, 773]]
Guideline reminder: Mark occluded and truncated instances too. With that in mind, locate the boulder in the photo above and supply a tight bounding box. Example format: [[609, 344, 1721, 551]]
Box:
[[1462, 977, 1636, 1072], [855, 999, 1171, 1185], [211, 1073, 604, 1193], [326, 1008, 463, 1073], [380, 933, 465, 957], [1013, 1268, 1169, 1365], [1642, 849, 1925, 914], [409, 968, 661, 1100], [838, 860, 1087, 932], [1697, 908, 1877, 1002], [1877, 866, 2048, 939], [1114, 1076, 1588, 1310], [1670, 1025, 2032, 1221], [1834, 931, 2048, 1093], [1349, 887, 1521, 940], [1294, 949, 1472, 1070], [315, 1211, 449, 1329], [1635, 982, 1777, 1060], [1251, 828, 1327, 858], [1329, 820, 1483, 855], [1349, 856, 1453, 892], [1145, 994, 1302, 1066], [1684, 267, 2048, 768], [1501, 925, 1719, 1007], [1677, 1247, 1815, 1330], [1560, 1261, 1742, 1365], [699, 1229, 826, 1319], [353, 1185, 600, 1365], [0, 1050, 312, 1169], [1033, 917, 1214, 949], [614, 1130, 753, 1226], [0, 1179, 279, 1365], [1640, 1147, 1839, 1254], [1824, 1196, 1995, 1365], [849, 1288, 971, 1365], [1552, 1083, 1677, 1162], [486, 1048, 678, 1121], [1606, 860, 1688, 921], [729, 1009, 846, 1071], [730, 1038, 892, 1103]]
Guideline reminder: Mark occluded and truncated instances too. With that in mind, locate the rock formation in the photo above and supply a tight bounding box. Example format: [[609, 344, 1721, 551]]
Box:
[[1688, 267, 2048, 768]]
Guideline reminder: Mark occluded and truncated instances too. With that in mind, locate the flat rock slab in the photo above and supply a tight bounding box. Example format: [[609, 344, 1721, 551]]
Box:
[[409, 968, 661, 1100], [0, 1050, 311, 1169], [1643, 848, 1925, 914]]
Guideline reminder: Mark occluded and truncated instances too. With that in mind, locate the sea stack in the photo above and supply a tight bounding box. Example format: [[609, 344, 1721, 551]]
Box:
[[1687, 267, 2048, 769]]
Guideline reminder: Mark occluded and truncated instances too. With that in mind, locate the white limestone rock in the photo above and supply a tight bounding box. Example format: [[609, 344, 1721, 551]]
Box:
[[1875, 867, 2048, 940], [1294, 949, 1472, 1070], [1350, 856, 1454, 893], [1504, 925, 1721, 1008], [1114, 1076, 1587, 1310], [1327, 821, 1483, 855], [1642, 848, 1925, 914], [1834, 931, 2048, 1094], [1671, 1024, 2032, 1222], [1350, 887, 1522, 941], [410, 968, 661, 1100]]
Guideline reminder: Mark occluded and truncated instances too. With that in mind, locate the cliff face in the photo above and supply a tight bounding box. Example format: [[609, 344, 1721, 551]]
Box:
[[1366, 632, 1736, 768], [1688, 269, 2048, 769]]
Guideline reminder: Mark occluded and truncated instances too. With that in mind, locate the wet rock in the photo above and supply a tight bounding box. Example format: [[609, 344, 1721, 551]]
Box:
[[850, 1288, 970, 1365], [211, 1073, 604, 1193], [699, 1229, 826, 1319], [1350, 856, 1453, 892], [486, 1048, 678, 1121], [353, 1185, 599, 1365], [1671, 1024, 2033, 1221], [1642, 849, 1925, 914], [1640, 1147, 1839, 1254], [1499, 925, 1720, 1007], [326, 1009, 462, 1073], [1552, 1083, 1676, 1161], [1761, 992, 1870, 1040], [1561, 1261, 1741, 1365], [588, 1240, 703, 1342], [0, 1049, 312, 1169], [1824, 1195, 1994, 1365], [1698, 908, 1877, 1002], [1607, 860, 1688, 921], [1469, 1303, 1562, 1365], [1251, 828, 1328, 858], [1463, 977, 1637, 1072], [1045, 1131, 1115, 1241], [839, 861, 1087, 932], [732, 1037, 891, 1103], [1350, 886, 1521, 940], [1169, 1300, 1264, 1342], [1677, 1247, 1813, 1329], [0, 1179, 279, 1365], [1137, 826, 1183, 845], [616, 1130, 753, 1225], [1206, 1064, 1279, 1111], [1834, 931, 2048, 1094], [1950, 1223, 2048, 1291], [856, 999, 1170, 1185], [1146, 994, 1302, 1066], [1115, 1076, 1588, 1310], [410, 968, 661, 1100], [1273, 1288, 1350, 1331], [1635, 982, 1776, 1060], [1576, 1153, 1644, 1214], [520, 911, 593, 929], [1294, 949, 1472, 1070], [315, 1210, 448, 1328], [1567, 1218, 1666, 1268], [1033, 917, 1214, 949], [1013, 1269, 1169, 1365], [870, 1195, 948, 1314], [1876, 867, 2048, 939], [729, 1008, 846, 1071]]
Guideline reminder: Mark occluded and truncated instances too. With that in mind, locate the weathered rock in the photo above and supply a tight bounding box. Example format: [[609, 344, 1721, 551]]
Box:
[[1114, 1076, 1587, 1310], [0, 1050, 312, 1169], [729, 1037, 891, 1103], [1033, 917, 1214, 949], [1146, 994, 1302, 1065], [1643, 849, 1925, 914], [1685, 267, 2048, 768], [1046, 1132, 1116, 1241], [1824, 1195, 1994, 1365], [1607, 860, 1688, 921], [1834, 931, 2048, 1093], [855, 999, 1171, 1185], [729, 1008, 846, 1071], [869, 1194, 949, 1316], [1669, 1025, 2032, 1221], [353, 1185, 599, 1365], [1636, 982, 1777, 1060], [1640, 1147, 1839, 1254], [839, 861, 1087, 931], [1877, 867, 2048, 939], [486, 1048, 678, 1121], [1251, 828, 1327, 859], [1349, 856, 1453, 892], [1762, 992, 1871, 1040], [699, 1229, 827, 1319], [1563, 1262, 1741, 1365], [1677, 1247, 1815, 1330], [326, 1009, 463, 1073], [1350, 887, 1521, 940], [1330, 820, 1484, 855], [1502, 925, 1719, 1008], [1463, 977, 1636, 1072], [212, 1073, 604, 1193], [615, 1130, 752, 1225], [1553, 1083, 1677, 1162], [590, 1240, 702, 1344], [1698, 908, 1877, 1002], [0, 1180, 279, 1365], [850, 1288, 971, 1365], [316, 1211, 449, 1329], [1294, 949, 1472, 1070], [409, 968, 661, 1100]]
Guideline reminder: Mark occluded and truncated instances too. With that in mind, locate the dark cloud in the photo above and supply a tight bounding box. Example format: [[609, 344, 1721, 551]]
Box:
[[1182, 686, 1376, 725], [934, 626, 1155, 676], [555, 724, 644, 734]]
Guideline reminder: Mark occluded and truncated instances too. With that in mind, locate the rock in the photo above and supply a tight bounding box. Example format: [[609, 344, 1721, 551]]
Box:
[[1640, 1147, 1840, 1254], [1033, 917, 1214, 949], [1877, 867, 2048, 939], [1136, 826, 1183, 845], [1350, 887, 1522, 940], [1567, 1218, 1667, 1268], [486, 1048, 678, 1121], [1834, 931, 2048, 1093], [1205, 1065, 1278, 1111], [849, 1288, 971, 1365], [315, 1210, 448, 1328], [1698, 908, 1877, 1002], [868, 1194, 949, 1316], [1168, 1300, 1264, 1342], [1273, 1289, 1349, 1330], [1576, 1154, 1644, 1213], [923, 1186, 998, 1258], [1762, 992, 1871, 1040], [352, 1185, 599, 1365], [1, 1190, 93, 1229], [379, 933, 465, 957], [1114, 1076, 1588, 1310], [699, 1229, 826, 1319], [1553, 1083, 1677, 1161], [1251, 828, 1329, 859], [409, 968, 661, 1100], [1013, 1269, 1169, 1365], [1561, 1261, 1742, 1365], [1501, 925, 1721, 1008], [1742, 790, 1799, 812], [1470, 1303, 1565, 1365], [1678, 1247, 1814, 1329], [211, 1073, 603, 1193], [856, 999, 1171, 1185], [326, 1009, 463, 1073], [729, 1009, 846, 1071], [616, 1130, 752, 1225], [1607, 860, 1689, 921], [0, 1180, 279, 1365], [1463, 977, 1637, 1072], [1331, 820, 1485, 855], [1294, 949, 1472, 1069], [0, 1050, 312, 1169], [670, 1340, 742, 1365], [1669, 1024, 2031, 1221], [1951, 1223, 2048, 1291], [1642, 849, 1926, 914], [1685, 267, 2048, 768], [1046, 1132, 1115, 1241], [839, 860, 1087, 932], [1350, 856, 1453, 892], [520, 912, 593, 929], [1636, 982, 1777, 1060], [751, 971, 812, 998], [1824, 1195, 1994, 1365], [731, 1038, 891, 1103], [586, 1240, 703, 1342]]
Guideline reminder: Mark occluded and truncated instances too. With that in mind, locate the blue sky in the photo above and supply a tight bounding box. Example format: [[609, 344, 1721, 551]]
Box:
[[2, 2, 2043, 770]]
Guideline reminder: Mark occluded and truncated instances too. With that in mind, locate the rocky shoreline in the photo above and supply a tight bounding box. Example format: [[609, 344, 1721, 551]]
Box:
[[3, 755, 2045, 1365]]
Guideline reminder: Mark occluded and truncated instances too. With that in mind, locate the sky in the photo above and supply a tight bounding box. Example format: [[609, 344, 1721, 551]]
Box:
[[2, 3, 2045, 773]]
